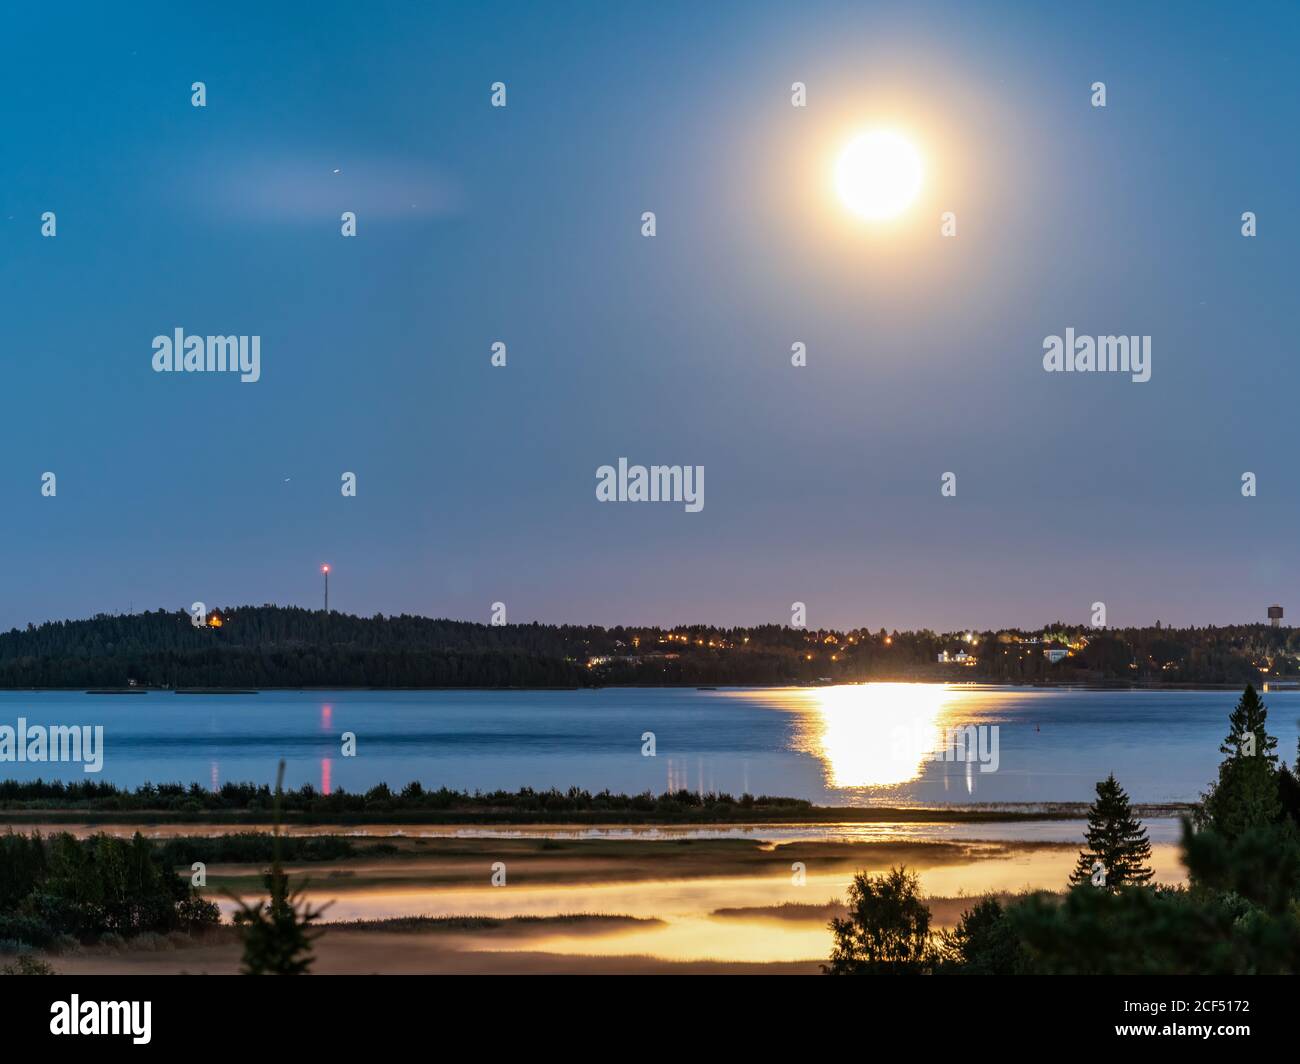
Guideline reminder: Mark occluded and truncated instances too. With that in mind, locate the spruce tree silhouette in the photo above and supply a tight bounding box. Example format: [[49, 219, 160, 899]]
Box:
[[1069, 773, 1153, 889], [1199, 684, 1282, 839]]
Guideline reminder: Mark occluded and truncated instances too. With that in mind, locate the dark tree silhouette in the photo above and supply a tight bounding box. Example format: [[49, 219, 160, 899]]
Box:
[[935, 897, 1029, 974], [1069, 774, 1153, 889], [824, 867, 932, 975], [1199, 684, 1281, 839], [1278, 737, 1300, 828], [227, 762, 328, 975]]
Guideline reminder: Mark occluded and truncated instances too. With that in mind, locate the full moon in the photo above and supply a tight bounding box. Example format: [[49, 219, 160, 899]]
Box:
[[835, 130, 924, 221]]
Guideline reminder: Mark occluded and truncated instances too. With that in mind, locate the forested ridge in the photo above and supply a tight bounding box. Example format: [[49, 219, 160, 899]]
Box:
[[0, 605, 1295, 688]]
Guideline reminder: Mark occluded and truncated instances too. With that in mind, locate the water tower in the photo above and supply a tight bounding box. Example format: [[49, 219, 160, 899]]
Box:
[[1268, 605, 1284, 628]]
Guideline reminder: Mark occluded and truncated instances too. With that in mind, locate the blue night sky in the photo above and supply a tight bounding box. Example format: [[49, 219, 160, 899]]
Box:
[[2, 1, 1297, 633]]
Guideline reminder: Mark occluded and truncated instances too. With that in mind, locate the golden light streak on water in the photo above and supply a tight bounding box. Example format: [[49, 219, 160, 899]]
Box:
[[738, 683, 971, 789]]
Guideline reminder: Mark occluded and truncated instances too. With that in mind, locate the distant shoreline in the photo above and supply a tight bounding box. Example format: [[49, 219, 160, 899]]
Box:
[[0, 802, 1195, 828], [3, 607, 1290, 690], [0, 681, 1287, 694]]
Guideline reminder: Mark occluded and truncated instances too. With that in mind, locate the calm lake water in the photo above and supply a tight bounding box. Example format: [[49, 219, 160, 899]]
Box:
[[1, 684, 1296, 806]]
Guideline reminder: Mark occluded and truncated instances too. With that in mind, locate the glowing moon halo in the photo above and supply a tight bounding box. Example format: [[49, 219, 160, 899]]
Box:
[[834, 130, 924, 221]]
